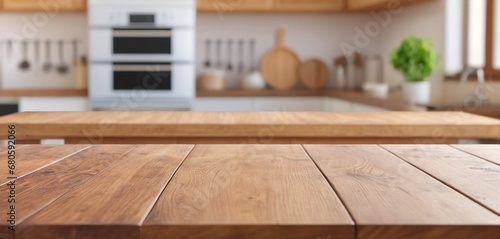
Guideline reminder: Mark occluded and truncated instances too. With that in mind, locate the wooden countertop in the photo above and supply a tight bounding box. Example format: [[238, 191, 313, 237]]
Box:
[[197, 89, 427, 111], [0, 111, 499, 143], [0, 89, 88, 97], [4, 144, 500, 239]]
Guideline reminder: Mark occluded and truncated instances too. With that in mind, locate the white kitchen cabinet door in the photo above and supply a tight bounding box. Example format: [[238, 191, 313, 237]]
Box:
[[253, 97, 325, 112], [351, 102, 389, 112], [326, 98, 353, 112], [19, 97, 89, 112], [193, 98, 253, 112]]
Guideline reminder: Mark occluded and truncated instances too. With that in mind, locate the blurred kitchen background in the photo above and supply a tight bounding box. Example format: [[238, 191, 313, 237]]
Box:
[[0, 0, 498, 118]]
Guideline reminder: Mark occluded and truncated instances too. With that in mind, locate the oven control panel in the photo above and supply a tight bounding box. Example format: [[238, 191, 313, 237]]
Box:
[[89, 7, 195, 27]]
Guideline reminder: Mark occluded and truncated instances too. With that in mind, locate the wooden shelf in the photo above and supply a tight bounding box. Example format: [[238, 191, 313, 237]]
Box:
[[0, 89, 88, 97]]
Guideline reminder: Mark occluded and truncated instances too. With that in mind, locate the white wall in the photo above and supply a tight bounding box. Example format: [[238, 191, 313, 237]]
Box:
[[370, 0, 446, 102], [196, 12, 377, 89], [0, 13, 88, 89]]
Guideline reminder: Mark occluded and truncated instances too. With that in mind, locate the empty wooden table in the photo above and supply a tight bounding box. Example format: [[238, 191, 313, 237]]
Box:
[[1, 144, 499, 239], [0, 111, 499, 144]]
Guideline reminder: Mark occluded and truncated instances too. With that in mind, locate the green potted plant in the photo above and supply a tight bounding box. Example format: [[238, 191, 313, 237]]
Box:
[[391, 36, 438, 104]]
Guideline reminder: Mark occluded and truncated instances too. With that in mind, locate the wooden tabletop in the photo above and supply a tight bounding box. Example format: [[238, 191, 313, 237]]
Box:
[[2, 144, 500, 239], [0, 111, 499, 144]]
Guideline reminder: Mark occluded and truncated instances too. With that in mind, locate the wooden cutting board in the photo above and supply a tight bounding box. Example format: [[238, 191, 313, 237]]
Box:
[[300, 58, 329, 90], [260, 28, 300, 90]]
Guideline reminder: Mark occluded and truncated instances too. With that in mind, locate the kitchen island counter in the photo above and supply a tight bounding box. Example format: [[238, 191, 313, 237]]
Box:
[[0, 111, 499, 144]]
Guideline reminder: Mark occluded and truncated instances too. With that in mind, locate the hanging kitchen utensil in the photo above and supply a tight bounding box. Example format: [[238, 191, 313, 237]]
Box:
[[300, 59, 329, 90], [34, 40, 40, 64], [215, 39, 223, 69], [242, 39, 266, 90], [19, 41, 31, 71], [227, 39, 233, 71], [6, 40, 12, 59], [43, 40, 52, 72], [238, 39, 244, 74], [72, 39, 78, 64], [250, 39, 256, 71], [260, 28, 300, 90], [57, 40, 69, 74], [334, 55, 347, 89], [204, 39, 211, 69], [75, 56, 88, 90]]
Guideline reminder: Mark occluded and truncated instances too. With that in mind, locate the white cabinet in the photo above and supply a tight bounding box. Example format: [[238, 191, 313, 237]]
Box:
[[19, 97, 89, 112], [194, 97, 326, 112], [326, 98, 388, 112], [193, 98, 253, 112], [326, 98, 354, 112], [194, 97, 388, 112], [254, 97, 326, 111], [351, 102, 389, 112]]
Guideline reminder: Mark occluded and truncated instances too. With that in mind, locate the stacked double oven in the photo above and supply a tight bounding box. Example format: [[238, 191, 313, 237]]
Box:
[[88, 0, 196, 110]]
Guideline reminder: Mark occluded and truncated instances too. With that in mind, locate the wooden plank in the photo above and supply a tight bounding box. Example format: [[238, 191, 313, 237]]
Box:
[[0, 112, 499, 140], [452, 144, 500, 166], [304, 145, 500, 239], [382, 145, 500, 215], [142, 145, 354, 239], [0, 145, 89, 184], [18, 145, 194, 239], [0, 145, 134, 239], [0, 89, 88, 97]]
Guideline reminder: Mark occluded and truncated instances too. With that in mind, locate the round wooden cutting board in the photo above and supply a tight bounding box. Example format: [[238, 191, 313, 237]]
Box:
[[260, 28, 301, 90], [300, 59, 329, 90]]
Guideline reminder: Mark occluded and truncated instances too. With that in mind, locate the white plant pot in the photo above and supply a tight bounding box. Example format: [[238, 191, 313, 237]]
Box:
[[402, 81, 431, 105]]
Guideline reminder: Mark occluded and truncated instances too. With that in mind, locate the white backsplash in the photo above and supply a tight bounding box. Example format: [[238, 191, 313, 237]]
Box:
[[0, 13, 88, 89]]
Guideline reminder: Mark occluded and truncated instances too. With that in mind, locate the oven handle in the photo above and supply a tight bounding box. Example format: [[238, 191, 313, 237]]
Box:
[[113, 65, 172, 72], [112, 30, 172, 38]]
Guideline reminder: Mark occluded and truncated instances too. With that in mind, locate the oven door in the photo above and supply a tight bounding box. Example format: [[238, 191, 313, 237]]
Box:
[[90, 28, 194, 62], [89, 62, 195, 99]]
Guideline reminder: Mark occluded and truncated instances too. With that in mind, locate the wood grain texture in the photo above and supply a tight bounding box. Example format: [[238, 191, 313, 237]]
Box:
[[261, 28, 301, 90], [300, 58, 329, 90], [142, 145, 354, 239], [18, 145, 194, 239], [382, 145, 500, 215], [304, 145, 500, 239], [0, 112, 499, 141], [452, 144, 500, 166], [0, 145, 134, 239], [0, 145, 89, 184]]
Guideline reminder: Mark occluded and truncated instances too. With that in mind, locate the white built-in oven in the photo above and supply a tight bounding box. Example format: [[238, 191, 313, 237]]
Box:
[[88, 0, 196, 110]]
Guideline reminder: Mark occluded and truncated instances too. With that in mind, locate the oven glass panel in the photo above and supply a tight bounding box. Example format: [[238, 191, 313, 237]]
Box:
[[113, 64, 172, 91], [113, 29, 171, 54]]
